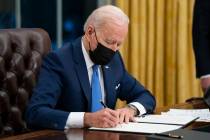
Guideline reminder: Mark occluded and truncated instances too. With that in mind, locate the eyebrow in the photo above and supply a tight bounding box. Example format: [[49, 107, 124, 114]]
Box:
[[105, 38, 118, 44]]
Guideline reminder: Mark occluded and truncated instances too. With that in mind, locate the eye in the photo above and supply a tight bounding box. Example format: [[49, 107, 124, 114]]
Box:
[[105, 40, 113, 45]]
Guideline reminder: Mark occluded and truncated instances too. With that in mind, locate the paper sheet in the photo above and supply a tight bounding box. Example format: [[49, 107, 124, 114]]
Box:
[[89, 122, 182, 134], [161, 109, 210, 122], [134, 114, 198, 125]]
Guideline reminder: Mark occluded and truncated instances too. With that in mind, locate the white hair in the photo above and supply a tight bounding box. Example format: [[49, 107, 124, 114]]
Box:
[[83, 5, 129, 32]]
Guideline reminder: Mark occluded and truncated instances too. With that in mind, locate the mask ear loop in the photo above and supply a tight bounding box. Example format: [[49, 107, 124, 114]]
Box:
[[90, 27, 99, 51], [88, 42, 92, 51], [94, 29, 99, 44], [94, 28, 108, 49]]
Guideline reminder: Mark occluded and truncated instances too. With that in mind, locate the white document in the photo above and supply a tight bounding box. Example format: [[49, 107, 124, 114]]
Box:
[[134, 114, 198, 125], [89, 122, 182, 134], [162, 109, 210, 122], [90, 113, 198, 134]]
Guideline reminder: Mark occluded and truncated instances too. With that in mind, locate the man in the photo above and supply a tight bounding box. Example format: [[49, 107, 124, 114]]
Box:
[[193, 0, 210, 92], [25, 5, 156, 130]]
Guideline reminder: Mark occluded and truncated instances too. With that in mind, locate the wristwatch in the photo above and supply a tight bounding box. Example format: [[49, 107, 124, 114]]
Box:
[[127, 104, 139, 116]]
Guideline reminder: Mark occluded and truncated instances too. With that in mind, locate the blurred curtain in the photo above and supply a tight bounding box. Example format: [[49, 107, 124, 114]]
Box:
[[115, 0, 202, 108]]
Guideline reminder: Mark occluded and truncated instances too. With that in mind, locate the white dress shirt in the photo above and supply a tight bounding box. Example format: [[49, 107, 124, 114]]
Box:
[[64, 40, 146, 129]]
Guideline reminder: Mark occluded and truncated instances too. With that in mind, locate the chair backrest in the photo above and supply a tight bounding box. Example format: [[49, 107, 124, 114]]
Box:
[[0, 28, 51, 136]]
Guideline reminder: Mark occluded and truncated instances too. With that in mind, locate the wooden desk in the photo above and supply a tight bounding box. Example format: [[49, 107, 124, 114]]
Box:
[[1, 99, 209, 140]]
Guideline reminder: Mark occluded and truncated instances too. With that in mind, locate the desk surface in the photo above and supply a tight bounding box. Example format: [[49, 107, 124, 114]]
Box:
[[1, 99, 209, 140]]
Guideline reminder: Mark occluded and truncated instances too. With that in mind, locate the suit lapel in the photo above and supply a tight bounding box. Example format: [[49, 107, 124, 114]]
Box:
[[72, 37, 92, 111], [102, 65, 116, 109]]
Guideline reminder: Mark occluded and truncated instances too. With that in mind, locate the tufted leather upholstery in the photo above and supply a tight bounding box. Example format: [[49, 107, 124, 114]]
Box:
[[0, 28, 51, 137]]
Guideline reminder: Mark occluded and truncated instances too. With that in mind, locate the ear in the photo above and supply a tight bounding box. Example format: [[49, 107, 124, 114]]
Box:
[[87, 25, 95, 35], [84, 25, 94, 41]]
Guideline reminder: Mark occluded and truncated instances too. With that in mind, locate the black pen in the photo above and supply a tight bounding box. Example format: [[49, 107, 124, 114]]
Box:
[[100, 100, 108, 108], [154, 133, 184, 139]]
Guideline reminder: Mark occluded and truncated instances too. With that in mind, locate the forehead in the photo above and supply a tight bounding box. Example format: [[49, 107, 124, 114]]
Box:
[[101, 22, 128, 42]]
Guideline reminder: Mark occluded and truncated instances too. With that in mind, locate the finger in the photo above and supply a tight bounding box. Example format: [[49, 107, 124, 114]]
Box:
[[119, 111, 125, 124], [103, 109, 119, 122], [130, 116, 136, 122], [124, 113, 130, 123], [104, 109, 119, 125], [102, 117, 118, 128], [107, 108, 119, 118]]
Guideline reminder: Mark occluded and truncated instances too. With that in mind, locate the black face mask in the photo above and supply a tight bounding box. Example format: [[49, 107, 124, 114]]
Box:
[[89, 32, 116, 65]]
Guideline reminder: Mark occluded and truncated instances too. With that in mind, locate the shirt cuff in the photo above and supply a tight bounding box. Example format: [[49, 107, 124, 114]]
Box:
[[200, 74, 210, 79], [129, 102, 146, 116], [65, 112, 85, 129]]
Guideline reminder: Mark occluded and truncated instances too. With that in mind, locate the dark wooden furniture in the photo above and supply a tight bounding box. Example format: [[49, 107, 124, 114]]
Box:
[[1, 99, 209, 140]]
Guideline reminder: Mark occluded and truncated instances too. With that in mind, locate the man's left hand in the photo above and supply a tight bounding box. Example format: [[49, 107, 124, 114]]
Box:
[[116, 107, 136, 124]]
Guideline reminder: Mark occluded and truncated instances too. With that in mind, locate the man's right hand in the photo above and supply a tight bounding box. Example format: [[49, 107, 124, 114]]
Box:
[[201, 77, 210, 92], [84, 108, 119, 128]]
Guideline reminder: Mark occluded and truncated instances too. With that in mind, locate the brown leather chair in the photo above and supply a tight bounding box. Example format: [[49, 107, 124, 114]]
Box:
[[0, 28, 51, 137]]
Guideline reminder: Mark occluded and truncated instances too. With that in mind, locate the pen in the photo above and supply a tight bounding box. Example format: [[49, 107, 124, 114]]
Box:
[[154, 133, 184, 139], [100, 100, 108, 108]]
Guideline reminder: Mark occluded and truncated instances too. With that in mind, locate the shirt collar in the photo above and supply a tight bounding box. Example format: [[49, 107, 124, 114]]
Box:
[[81, 39, 94, 69]]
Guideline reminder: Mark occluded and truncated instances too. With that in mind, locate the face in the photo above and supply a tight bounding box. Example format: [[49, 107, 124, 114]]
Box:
[[87, 21, 128, 52]]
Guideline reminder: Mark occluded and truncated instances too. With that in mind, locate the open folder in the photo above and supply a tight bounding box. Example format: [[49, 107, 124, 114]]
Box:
[[89, 115, 198, 134]]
